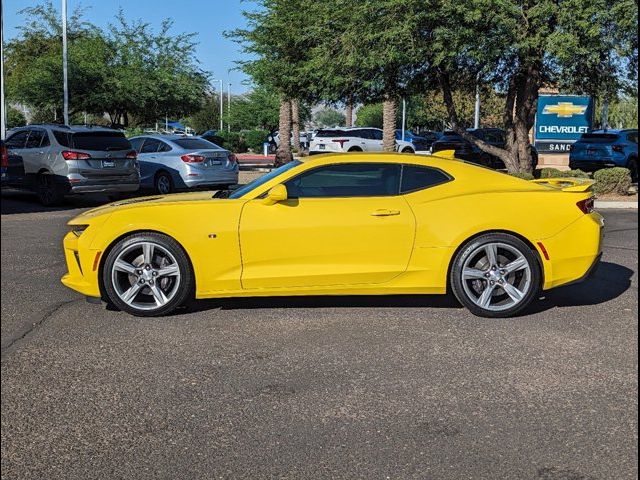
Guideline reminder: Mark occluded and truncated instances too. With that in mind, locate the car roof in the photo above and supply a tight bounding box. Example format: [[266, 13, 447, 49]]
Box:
[[130, 134, 191, 141], [588, 129, 637, 134]]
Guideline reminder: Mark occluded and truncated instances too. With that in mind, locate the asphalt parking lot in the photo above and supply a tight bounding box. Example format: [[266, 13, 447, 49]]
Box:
[[1, 190, 637, 480]]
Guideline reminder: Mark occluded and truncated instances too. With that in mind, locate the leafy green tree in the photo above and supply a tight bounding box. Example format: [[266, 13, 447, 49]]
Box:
[[6, 107, 27, 128], [428, 0, 638, 172], [314, 108, 346, 128], [188, 94, 222, 133], [354, 104, 383, 128], [4, 2, 209, 128]]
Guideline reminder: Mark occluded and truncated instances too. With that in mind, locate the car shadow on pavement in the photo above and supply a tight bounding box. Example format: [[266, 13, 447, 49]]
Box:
[[185, 261, 633, 316], [528, 261, 635, 314], [0, 190, 111, 214]]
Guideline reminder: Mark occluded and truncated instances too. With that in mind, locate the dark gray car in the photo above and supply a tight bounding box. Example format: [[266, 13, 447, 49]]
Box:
[[4, 125, 139, 205]]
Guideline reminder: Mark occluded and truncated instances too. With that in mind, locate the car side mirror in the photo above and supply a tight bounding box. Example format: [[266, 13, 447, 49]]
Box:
[[263, 184, 288, 205]]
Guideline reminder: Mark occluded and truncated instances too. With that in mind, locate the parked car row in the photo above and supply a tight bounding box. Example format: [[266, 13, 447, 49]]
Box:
[[0, 125, 239, 205]]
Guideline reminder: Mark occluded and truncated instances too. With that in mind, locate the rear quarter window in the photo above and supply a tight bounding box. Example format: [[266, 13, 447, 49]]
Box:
[[401, 165, 452, 193]]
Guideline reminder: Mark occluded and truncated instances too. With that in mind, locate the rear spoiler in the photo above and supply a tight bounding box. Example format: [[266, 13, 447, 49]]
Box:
[[531, 177, 595, 192]]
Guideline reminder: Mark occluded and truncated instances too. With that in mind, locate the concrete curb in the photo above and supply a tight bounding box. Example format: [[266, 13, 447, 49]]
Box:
[[595, 201, 638, 209]]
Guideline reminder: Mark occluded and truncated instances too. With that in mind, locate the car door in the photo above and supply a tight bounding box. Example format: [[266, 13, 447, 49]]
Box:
[[21, 129, 52, 176], [137, 138, 162, 185], [5, 130, 30, 172], [363, 129, 384, 152], [239, 162, 415, 289]]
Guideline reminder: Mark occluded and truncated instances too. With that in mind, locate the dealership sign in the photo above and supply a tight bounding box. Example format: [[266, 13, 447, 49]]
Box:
[[534, 95, 594, 154]]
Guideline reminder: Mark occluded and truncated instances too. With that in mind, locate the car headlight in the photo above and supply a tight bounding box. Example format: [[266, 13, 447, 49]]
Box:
[[70, 224, 89, 237]]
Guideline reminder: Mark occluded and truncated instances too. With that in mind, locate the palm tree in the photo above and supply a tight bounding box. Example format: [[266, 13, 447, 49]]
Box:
[[276, 98, 293, 166], [382, 97, 397, 152]]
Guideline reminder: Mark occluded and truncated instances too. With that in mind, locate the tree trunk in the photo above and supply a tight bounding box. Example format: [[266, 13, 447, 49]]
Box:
[[382, 96, 397, 152], [291, 99, 301, 153], [276, 98, 293, 166], [345, 97, 353, 127]]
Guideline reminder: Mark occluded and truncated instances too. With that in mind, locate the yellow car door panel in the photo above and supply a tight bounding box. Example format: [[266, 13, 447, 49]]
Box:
[[239, 196, 415, 289]]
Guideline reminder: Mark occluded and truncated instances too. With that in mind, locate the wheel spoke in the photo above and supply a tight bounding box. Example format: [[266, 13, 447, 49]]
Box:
[[502, 282, 525, 303], [503, 255, 528, 274], [121, 283, 142, 303], [156, 264, 179, 278], [149, 284, 168, 306], [476, 284, 495, 308], [484, 244, 498, 267], [463, 267, 486, 280], [114, 259, 136, 274], [142, 243, 154, 265]]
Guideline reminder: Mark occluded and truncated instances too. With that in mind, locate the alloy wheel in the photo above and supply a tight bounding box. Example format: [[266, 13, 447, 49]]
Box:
[[110, 241, 181, 311], [460, 242, 532, 312]]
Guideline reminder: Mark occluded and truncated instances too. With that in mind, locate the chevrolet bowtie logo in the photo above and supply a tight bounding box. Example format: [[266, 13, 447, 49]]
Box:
[[542, 102, 588, 118]]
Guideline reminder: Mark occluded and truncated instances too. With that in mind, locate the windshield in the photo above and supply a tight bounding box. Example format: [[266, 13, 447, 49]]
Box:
[[229, 160, 302, 199], [174, 138, 220, 150]]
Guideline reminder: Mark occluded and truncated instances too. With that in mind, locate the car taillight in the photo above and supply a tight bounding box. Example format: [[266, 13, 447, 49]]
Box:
[[126, 150, 137, 159], [181, 154, 205, 163], [1, 145, 8, 168], [62, 150, 91, 160], [577, 197, 595, 214], [228, 153, 238, 165], [612, 144, 626, 153], [332, 139, 348, 148]]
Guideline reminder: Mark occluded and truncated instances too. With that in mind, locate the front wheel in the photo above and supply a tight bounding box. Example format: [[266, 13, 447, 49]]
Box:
[[450, 233, 541, 318], [102, 233, 193, 316], [155, 172, 174, 195], [401, 147, 414, 154]]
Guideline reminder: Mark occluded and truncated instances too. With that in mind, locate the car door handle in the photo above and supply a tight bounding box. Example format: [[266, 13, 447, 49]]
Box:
[[371, 209, 400, 216]]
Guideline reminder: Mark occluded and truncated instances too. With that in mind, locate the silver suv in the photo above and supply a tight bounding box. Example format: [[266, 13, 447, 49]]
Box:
[[4, 125, 140, 205]]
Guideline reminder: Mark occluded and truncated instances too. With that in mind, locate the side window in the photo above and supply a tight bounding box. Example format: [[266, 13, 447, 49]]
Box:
[[25, 130, 45, 148], [40, 130, 51, 147], [157, 141, 172, 152], [401, 165, 451, 193], [483, 131, 501, 143], [284, 163, 401, 198], [141, 138, 161, 153], [370, 130, 383, 141], [52, 130, 72, 147], [6, 131, 29, 149], [129, 138, 145, 153], [627, 132, 638, 144]]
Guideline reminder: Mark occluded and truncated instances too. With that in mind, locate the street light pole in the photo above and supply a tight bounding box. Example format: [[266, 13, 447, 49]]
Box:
[[61, 0, 69, 125], [401, 98, 407, 142], [212, 79, 223, 131], [474, 75, 481, 130], [227, 83, 232, 132], [0, 0, 6, 139]]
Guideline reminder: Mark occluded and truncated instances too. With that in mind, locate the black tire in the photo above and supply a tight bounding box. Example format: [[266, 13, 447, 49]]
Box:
[[401, 147, 415, 154], [450, 233, 541, 318], [102, 232, 194, 317], [627, 158, 638, 183], [37, 172, 65, 206], [154, 171, 174, 194], [347, 147, 363, 152]]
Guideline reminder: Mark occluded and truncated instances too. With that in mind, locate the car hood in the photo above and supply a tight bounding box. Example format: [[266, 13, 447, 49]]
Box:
[[68, 192, 219, 224]]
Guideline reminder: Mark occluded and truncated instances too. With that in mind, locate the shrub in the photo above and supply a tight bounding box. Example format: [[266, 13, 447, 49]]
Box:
[[215, 131, 246, 153], [593, 167, 632, 195], [242, 130, 269, 153], [509, 172, 535, 180], [537, 167, 590, 179]]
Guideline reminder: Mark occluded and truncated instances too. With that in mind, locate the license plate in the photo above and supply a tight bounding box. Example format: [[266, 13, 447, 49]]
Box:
[[205, 159, 222, 167], [102, 160, 116, 168], [318, 144, 325, 150]]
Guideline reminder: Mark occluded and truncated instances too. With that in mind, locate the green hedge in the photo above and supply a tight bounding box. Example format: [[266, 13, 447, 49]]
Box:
[[537, 168, 590, 179], [593, 167, 633, 195], [509, 172, 535, 180], [243, 130, 269, 153]]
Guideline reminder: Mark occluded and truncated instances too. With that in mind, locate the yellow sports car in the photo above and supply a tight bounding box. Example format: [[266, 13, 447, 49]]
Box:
[[61, 152, 603, 318]]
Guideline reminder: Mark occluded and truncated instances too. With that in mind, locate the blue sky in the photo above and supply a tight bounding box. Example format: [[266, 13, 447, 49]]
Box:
[[2, 0, 257, 93]]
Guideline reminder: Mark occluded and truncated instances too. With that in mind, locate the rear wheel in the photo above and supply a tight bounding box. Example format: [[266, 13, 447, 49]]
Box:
[[155, 171, 174, 194], [401, 147, 414, 154], [347, 147, 362, 152], [37, 172, 65, 206], [102, 232, 193, 317], [450, 233, 541, 318]]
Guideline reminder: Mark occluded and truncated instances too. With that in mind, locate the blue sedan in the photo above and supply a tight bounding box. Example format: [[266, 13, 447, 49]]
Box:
[[129, 135, 239, 194], [570, 129, 638, 182]]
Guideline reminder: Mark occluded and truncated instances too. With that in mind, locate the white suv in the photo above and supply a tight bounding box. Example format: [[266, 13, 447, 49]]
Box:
[[309, 127, 414, 155]]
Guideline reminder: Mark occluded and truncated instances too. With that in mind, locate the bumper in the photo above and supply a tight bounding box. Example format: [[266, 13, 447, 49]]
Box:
[[60, 231, 102, 298], [69, 182, 139, 194], [540, 212, 604, 290], [183, 171, 239, 188], [569, 159, 621, 171]]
